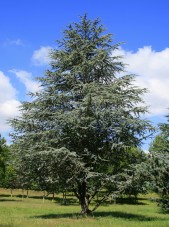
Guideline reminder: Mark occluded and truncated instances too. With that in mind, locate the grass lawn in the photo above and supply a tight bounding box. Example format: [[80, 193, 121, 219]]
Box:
[[0, 189, 169, 227]]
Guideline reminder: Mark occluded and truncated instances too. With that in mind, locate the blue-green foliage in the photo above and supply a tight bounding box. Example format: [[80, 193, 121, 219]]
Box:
[[10, 15, 153, 214]]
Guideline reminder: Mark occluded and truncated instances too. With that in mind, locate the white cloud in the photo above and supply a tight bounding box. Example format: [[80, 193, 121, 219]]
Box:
[[3, 38, 23, 46], [0, 68, 41, 134], [0, 71, 20, 132], [0, 71, 17, 102], [10, 39, 23, 46], [10, 69, 41, 93], [32, 46, 52, 66], [113, 46, 169, 116]]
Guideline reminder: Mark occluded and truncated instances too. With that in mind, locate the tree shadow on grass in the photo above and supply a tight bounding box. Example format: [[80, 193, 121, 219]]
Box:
[[0, 193, 77, 205], [0, 195, 22, 202], [92, 197, 149, 207], [33, 213, 79, 219], [0, 198, 20, 202], [92, 211, 155, 221], [0, 194, 11, 198], [28, 195, 78, 205], [33, 211, 160, 222], [97, 199, 148, 206], [115, 197, 148, 205], [0, 224, 14, 227], [0, 194, 25, 200]]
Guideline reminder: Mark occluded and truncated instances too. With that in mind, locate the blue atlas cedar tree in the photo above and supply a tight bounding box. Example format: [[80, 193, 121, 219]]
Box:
[[10, 15, 153, 214]]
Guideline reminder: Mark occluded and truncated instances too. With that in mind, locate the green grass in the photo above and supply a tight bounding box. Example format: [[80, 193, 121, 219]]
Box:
[[0, 189, 169, 227]]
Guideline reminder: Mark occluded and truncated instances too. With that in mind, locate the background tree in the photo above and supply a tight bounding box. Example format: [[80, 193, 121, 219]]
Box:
[[150, 114, 169, 153], [148, 113, 169, 210], [10, 15, 153, 214], [0, 134, 10, 187]]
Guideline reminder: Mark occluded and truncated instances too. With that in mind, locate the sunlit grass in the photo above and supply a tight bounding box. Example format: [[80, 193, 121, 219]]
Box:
[[0, 188, 169, 227]]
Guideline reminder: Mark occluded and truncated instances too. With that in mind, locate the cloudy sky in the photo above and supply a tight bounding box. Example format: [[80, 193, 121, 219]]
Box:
[[0, 0, 169, 150]]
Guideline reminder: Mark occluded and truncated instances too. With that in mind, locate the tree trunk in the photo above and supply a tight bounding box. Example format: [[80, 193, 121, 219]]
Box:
[[78, 182, 91, 214], [62, 191, 67, 205], [26, 189, 29, 198], [43, 191, 46, 203], [80, 201, 91, 214], [10, 189, 13, 198], [52, 193, 55, 202], [22, 189, 24, 200]]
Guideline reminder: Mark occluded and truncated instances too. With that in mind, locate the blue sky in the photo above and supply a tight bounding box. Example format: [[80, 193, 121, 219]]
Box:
[[0, 0, 169, 150]]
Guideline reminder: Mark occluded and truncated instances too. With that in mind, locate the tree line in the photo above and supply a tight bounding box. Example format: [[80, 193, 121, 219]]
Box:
[[0, 15, 169, 214]]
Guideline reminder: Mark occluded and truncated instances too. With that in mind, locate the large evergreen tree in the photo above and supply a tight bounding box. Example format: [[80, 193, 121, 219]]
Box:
[[10, 15, 152, 214]]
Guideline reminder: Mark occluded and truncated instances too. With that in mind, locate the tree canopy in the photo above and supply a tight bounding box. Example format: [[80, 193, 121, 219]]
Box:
[[10, 15, 153, 214]]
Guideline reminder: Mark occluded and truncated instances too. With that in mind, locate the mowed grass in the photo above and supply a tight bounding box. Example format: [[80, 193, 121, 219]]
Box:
[[0, 189, 169, 227]]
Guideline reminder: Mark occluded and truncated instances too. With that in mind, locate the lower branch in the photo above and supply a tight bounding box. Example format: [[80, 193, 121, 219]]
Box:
[[91, 192, 112, 213]]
